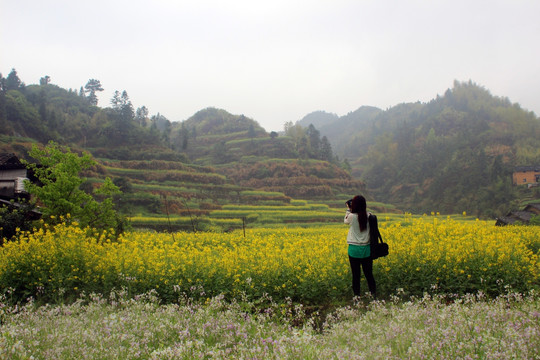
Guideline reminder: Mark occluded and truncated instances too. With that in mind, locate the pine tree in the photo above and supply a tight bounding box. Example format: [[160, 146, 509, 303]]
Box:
[[84, 79, 104, 105], [39, 76, 51, 85], [6, 68, 22, 90]]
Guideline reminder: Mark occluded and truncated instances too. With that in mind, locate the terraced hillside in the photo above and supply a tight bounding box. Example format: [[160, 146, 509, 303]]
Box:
[[88, 157, 362, 231], [170, 108, 365, 201]]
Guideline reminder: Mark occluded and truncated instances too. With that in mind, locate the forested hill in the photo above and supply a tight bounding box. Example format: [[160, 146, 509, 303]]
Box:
[[167, 108, 362, 199], [0, 69, 362, 204], [299, 81, 540, 217]]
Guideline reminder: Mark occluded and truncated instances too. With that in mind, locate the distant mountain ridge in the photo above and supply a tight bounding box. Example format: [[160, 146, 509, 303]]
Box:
[[298, 106, 383, 159], [297, 110, 340, 129], [296, 81, 540, 216]]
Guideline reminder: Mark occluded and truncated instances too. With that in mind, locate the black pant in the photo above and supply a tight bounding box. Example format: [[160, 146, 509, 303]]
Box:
[[348, 255, 376, 297]]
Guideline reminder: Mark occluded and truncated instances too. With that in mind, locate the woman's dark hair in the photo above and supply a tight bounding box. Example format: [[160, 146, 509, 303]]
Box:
[[351, 195, 368, 231]]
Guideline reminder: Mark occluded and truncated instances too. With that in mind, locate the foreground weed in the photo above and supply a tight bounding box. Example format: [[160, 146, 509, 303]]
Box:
[[0, 290, 538, 359]]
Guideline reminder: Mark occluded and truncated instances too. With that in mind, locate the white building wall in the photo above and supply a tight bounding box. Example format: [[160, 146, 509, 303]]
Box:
[[0, 169, 27, 180]]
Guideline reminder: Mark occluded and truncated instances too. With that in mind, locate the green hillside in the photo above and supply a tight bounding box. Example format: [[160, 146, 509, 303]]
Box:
[[298, 81, 540, 217], [0, 70, 361, 230]]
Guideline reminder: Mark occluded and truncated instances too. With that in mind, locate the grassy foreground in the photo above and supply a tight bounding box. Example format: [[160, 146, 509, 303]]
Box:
[[0, 289, 538, 359]]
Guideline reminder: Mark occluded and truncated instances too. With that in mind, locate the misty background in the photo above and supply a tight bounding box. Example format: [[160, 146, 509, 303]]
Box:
[[2, 0, 539, 132]]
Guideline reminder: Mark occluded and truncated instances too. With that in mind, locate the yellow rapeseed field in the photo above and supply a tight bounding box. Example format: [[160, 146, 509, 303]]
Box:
[[0, 216, 538, 303]]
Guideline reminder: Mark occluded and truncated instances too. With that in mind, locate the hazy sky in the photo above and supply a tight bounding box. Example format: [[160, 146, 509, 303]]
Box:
[[2, 0, 539, 132]]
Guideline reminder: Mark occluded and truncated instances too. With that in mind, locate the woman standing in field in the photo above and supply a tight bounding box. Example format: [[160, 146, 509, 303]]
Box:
[[345, 195, 376, 299]]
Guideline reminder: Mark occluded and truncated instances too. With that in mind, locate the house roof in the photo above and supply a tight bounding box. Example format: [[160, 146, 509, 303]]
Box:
[[0, 153, 18, 165], [0, 153, 26, 170], [495, 213, 530, 226], [496, 203, 540, 225], [495, 216, 519, 226], [512, 211, 533, 222], [514, 166, 540, 172], [524, 203, 540, 214]]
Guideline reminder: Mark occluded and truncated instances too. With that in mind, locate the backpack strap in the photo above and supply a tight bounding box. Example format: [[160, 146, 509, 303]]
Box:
[[369, 214, 384, 244]]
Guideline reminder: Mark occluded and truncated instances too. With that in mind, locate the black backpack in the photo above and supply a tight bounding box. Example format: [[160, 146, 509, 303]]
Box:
[[369, 214, 389, 259]]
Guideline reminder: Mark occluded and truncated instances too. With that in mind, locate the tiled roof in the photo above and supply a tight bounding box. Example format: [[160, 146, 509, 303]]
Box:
[[0, 153, 24, 169], [524, 203, 540, 214], [514, 166, 540, 172], [0, 153, 18, 165], [496, 203, 540, 225]]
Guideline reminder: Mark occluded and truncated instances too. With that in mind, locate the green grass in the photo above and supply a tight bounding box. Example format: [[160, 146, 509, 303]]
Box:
[[125, 200, 482, 230], [132, 183, 198, 194], [195, 130, 249, 141], [225, 136, 272, 146], [0, 135, 38, 144], [238, 190, 288, 197], [374, 212, 479, 226], [129, 215, 244, 232], [221, 204, 331, 211], [105, 166, 227, 183]]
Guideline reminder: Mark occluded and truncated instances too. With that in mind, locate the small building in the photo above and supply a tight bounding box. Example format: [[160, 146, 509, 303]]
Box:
[[0, 153, 41, 221], [496, 202, 540, 226], [0, 153, 32, 200], [512, 166, 540, 186]]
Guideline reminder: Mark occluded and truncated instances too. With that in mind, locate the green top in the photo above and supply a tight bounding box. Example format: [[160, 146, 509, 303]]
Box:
[[348, 244, 371, 259]]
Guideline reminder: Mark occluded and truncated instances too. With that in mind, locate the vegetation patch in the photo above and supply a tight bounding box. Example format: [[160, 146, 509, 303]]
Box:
[[0, 288, 538, 359], [105, 166, 227, 184]]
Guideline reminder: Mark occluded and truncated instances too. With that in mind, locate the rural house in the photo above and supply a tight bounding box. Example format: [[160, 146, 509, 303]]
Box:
[[495, 202, 540, 226], [512, 166, 540, 186], [1, 153, 42, 241], [0, 153, 41, 220], [0, 153, 31, 201]]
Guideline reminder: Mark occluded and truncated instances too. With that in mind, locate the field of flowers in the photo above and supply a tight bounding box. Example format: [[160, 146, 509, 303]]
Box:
[[0, 215, 538, 304], [0, 289, 538, 359]]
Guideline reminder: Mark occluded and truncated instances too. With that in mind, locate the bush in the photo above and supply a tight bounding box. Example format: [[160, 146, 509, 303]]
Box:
[[530, 214, 540, 226], [23, 142, 123, 235], [0, 201, 38, 244]]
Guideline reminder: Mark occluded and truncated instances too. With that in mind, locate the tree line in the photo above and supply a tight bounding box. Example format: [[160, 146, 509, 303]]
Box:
[[0, 69, 176, 156], [1, 69, 343, 168]]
